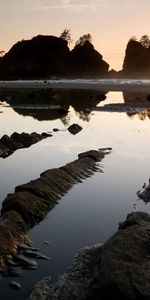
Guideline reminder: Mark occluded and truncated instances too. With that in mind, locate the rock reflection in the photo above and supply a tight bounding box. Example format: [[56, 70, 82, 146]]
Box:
[[0, 89, 107, 123], [123, 91, 150, 120], [93, 91, 150, 120]]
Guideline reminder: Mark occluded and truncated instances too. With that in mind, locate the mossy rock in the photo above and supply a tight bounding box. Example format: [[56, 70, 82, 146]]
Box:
[[0, 211, 27, 256], [2, 191, 56, 227]]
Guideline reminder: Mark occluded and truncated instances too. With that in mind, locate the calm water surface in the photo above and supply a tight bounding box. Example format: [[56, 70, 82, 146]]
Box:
[[0, 89, 150, 299]]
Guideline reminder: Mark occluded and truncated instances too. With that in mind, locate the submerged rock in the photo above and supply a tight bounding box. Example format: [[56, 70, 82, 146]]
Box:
[[28, 212, 150, 300]]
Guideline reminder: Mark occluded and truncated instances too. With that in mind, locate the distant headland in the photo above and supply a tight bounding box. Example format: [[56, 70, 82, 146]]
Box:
[[0, 32, 150, 79]]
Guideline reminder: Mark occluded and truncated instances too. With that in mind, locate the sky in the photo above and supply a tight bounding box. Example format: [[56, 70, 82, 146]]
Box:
[[0, 0, 150, 70]]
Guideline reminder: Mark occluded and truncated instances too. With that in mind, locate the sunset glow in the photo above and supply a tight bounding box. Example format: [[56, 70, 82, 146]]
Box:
[[0, 0, 150, 70]]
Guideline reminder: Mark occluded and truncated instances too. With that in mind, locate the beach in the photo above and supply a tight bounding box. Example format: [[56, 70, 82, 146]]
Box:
[[0, 79, 150, 92]]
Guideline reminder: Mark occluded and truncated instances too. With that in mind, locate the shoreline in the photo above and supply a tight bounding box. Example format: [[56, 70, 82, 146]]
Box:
[[0, 79, 150, 92]]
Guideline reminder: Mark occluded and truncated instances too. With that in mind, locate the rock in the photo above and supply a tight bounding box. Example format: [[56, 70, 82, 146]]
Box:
[[0, 135, 19, 151], [2, 150, 110, 228], [0, 142, 10, 158], [0, 211, 27, 257], [53, 128, 59, 132], [28, 277, 52, 300], [78, 150, 105, 161], [0, 149, 110, 272], [0, 211, 28, 272], [69, 40, 109, 78], [0, 35, 109, 80], [41, 132, 52, 137], [0, 131, 51, 158], [28, 212, 150, 299], [1, 191, 53, 227], [121, 39, 150, 78], [137, 179, 150, 203], [0, 35, 70, 79], [44, 241, 50, 245], [108, 68, 119, 78], [67, 124, 82, 135], [9, 280, 21, 289]]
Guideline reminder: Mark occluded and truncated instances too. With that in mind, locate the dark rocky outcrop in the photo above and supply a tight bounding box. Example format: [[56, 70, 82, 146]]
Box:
[[0, 35, 70, 79], [69, 40, 109, 78], [121, 40, 150, 78], [28, 211, 150, 300], [0, 35, 109, 79], [0, 131, 52, 158], [0, 149, 110, 272]]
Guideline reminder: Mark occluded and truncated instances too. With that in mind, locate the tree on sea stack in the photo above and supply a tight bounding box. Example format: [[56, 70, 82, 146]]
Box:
[[139, 35, 150, 48], [60, 28, 73, 46], [76, 33, 92, 46]]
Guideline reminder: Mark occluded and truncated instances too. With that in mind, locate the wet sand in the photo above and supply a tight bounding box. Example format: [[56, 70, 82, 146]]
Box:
[[0, 79, 150, 92]]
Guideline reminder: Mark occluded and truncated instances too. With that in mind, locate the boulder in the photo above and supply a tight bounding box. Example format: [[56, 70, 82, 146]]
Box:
[[28, 212, 150, 300], [67, 123, 82, 135]]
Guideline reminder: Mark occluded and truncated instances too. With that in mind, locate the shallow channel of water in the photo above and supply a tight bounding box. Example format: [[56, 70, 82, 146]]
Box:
[[0, 89, 150, 299]]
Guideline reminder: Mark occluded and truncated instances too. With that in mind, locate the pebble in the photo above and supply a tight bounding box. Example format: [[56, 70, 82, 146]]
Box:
[[53, 128, 59, 132]]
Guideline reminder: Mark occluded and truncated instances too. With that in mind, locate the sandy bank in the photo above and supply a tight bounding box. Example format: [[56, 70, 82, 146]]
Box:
[[0, 79, 150, 92]]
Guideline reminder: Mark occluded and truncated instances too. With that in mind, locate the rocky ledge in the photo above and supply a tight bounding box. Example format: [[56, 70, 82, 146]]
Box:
[[28, 211, 150, 300], [0, 148, 111, 273], [0, 131, 52, 158]]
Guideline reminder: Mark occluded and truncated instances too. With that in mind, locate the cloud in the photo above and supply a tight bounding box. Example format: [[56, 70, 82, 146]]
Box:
[[0, 0, 149, 12], [25, 0, 150, 12], [30, 0, 103, 11]]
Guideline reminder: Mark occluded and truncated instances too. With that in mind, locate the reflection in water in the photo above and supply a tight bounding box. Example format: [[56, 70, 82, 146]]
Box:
[[93, 91, 150, 120], [123, 92, 150, 120], [2, 89, 150, 122]]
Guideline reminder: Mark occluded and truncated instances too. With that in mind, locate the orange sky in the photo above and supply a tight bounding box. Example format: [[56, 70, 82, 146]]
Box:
[[0, 0, 150, 70]]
